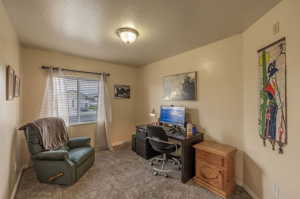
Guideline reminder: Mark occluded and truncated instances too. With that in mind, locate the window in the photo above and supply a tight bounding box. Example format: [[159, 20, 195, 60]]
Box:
[[63, 77, 99, 125]]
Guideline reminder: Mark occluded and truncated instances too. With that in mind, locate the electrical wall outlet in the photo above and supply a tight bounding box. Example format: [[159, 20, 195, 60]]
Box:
[[276, 185, 280, 199], [273, 184, 277, 199], [273, 184, 280, 199]]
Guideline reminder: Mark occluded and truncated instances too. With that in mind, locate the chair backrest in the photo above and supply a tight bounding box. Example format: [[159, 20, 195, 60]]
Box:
[[147, 126, 169, 153], [23, 124, 45, 155]]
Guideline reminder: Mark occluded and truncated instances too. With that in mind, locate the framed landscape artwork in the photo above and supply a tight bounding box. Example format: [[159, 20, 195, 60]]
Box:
[[258, 38, 287, 154], [114, 85, 130, 99], [14, 74, 20, 97], [6, 65, 14, 100], [163, 71, 197, 101]]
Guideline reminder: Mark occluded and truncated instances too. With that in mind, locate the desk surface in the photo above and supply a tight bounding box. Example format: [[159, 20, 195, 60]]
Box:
[[167, 131, 202, 141], [150, 124, 202, 141]]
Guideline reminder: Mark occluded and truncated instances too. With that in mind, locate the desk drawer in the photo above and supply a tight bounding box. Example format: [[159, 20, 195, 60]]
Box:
[[197, 150, 224, 167]]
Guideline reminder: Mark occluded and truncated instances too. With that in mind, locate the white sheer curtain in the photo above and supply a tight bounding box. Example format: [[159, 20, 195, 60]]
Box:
[[40, 67, 69, 126], [96, 74, 113, 151]]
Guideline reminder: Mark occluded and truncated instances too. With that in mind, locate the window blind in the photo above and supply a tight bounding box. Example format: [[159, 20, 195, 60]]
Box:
[[63, 77, 99, 124]]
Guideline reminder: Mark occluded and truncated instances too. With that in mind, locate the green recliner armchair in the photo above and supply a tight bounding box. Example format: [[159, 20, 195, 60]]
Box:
[[20, 124, 95, 185]]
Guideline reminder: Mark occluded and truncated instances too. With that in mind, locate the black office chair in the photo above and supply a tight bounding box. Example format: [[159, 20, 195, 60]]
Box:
[[147, 126, 181, 177]]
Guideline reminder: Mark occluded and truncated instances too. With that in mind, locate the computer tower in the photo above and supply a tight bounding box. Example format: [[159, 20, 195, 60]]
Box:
[[135, 125, 160, 159]]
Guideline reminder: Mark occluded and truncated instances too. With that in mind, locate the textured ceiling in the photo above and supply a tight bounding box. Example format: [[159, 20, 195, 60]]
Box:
[[4, 0, 281, 66]]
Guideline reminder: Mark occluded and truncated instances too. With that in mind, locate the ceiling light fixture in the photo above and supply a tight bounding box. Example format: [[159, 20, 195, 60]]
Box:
[[116, 27, 139, 44]]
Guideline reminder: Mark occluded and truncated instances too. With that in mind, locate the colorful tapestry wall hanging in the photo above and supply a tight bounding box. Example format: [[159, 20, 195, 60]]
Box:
[[258, 38, 287, 154]]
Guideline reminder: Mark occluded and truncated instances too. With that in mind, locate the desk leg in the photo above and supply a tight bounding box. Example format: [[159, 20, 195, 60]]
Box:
[[181, 137, 203, 183]]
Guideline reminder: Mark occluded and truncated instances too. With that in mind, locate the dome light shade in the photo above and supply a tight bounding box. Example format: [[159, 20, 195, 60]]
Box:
[[116, 27, 139, 44]]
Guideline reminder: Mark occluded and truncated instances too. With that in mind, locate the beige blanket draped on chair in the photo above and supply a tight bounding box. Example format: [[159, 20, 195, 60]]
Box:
[[33, 117, 69, 150]]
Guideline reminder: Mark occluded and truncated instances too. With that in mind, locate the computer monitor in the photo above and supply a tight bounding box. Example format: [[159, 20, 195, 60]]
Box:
[[160, 106, 185, 126]]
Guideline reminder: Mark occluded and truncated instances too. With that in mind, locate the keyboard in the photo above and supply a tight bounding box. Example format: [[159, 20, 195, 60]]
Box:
[[162, 126, 172, 132], [163, 126, 186, 140]]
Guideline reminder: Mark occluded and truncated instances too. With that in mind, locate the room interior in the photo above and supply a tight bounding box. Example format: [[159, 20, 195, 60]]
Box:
[[0, 0, 299, 199]]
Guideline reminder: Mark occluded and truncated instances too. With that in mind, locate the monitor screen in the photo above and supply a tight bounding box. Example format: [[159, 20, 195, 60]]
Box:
[[160, 106, 185, 126]]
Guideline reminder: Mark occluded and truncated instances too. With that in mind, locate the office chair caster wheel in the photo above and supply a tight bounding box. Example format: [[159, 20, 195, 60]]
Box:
[[153, 171, 158, 176], [164, 174, 168, 178]]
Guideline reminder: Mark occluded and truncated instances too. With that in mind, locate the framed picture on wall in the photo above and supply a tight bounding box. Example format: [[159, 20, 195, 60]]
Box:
[[114, 85, 130, 99], [163, 71, 197, 101], [6, 65, 14, 100], [14, 74, 20, 97]]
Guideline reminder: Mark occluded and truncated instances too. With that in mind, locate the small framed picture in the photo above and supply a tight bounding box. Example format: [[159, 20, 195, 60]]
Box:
[[114, 85, 130, 99], [14, 74, 20, 97], [6, 65, 14, 100]]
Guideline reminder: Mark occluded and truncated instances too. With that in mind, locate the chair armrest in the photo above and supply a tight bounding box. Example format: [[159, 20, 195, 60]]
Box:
[[67, 137, 91, 148], [33, 150, 69, 161]]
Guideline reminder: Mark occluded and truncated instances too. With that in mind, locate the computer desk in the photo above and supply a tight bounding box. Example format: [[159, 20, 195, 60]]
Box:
[[167, 132, 204, 183]]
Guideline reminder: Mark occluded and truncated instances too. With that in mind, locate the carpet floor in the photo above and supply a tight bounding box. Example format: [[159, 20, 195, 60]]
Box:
[[15, 144, 252, 199]]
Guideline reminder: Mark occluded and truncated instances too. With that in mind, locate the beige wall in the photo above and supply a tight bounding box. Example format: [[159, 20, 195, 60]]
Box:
[[242, 0, 300, 198], [0, 1, 23, 199], [21, 47, 137, 151], [2, 0, 298, 198], [136, 35, 245, 183]]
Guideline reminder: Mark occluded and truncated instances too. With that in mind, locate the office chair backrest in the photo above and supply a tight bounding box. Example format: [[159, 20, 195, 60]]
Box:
[[147, 126, 168, 141], [147, 126, 169, 153]]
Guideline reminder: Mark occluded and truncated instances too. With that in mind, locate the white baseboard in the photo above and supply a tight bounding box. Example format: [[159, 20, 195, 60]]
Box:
[[242, 183, 261, 199], [243, 184, 260, 199], [235, 178, 244, 186], [235, 178, 260, 199], [10, 165, 27, 199], [94, 146, 108, 151], [94, 139, 131, 151], [112, 139, 131, 147], [95, 139, 131, 151]]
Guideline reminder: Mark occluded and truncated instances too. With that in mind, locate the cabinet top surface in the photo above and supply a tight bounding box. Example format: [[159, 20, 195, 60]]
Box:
[[193, 141, 236, 156]]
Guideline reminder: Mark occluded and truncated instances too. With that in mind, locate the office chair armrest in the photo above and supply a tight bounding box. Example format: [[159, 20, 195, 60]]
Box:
[[146, 137, 178, 152], [33, 150, 69, 161]]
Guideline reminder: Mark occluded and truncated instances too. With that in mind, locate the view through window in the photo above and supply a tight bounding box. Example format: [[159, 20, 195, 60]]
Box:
[[63, 77, 99, 124]]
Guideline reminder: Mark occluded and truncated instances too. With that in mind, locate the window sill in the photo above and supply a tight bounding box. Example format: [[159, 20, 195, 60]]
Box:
[[69, 121, 96, 127]]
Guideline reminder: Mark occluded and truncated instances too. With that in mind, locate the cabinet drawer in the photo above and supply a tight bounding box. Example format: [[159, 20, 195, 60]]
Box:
[[196, 161, 224, 189], [197, 150, 224, 167]]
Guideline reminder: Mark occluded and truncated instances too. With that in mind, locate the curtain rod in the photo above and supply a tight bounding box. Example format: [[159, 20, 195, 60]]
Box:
[[41, 66, 110, 76]]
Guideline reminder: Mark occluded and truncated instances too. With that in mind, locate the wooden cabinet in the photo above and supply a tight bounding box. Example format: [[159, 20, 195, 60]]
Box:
[[193, 141, 236, 199]]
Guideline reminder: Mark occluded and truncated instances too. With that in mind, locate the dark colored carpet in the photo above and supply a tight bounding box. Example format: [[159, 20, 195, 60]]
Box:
[[15, 144, 252, 199]]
